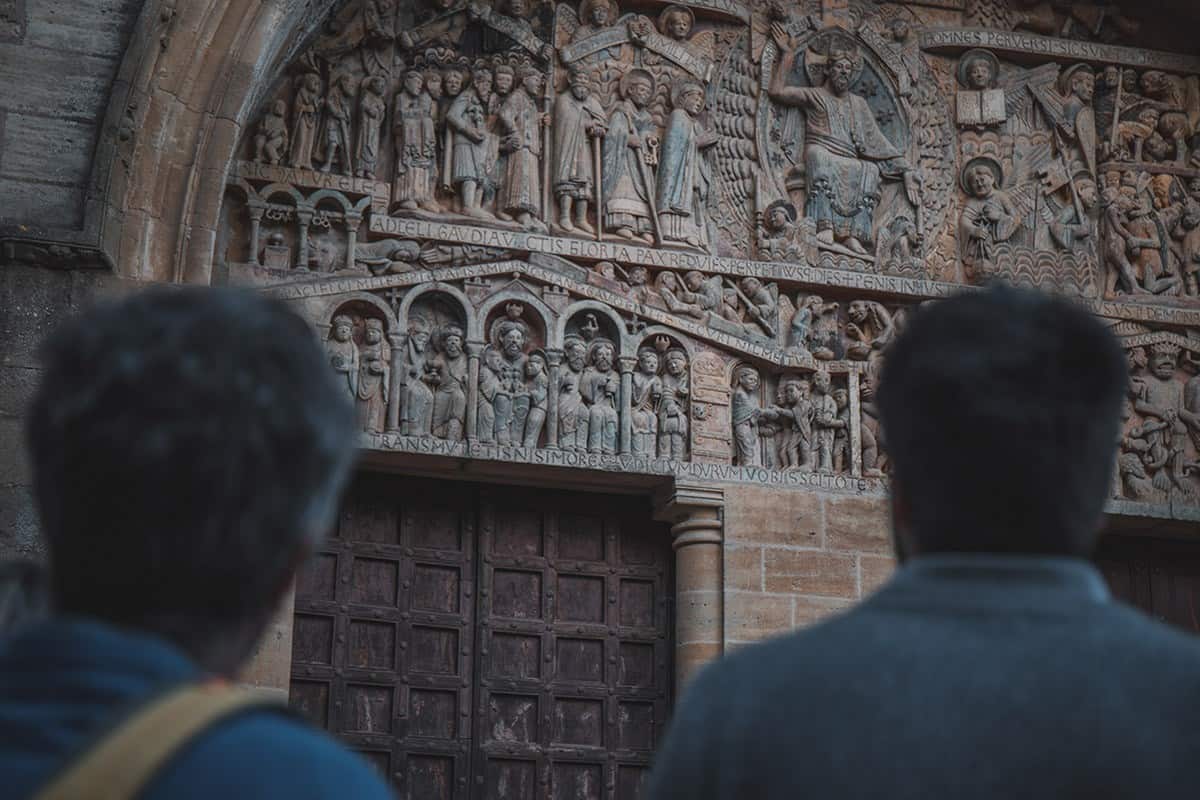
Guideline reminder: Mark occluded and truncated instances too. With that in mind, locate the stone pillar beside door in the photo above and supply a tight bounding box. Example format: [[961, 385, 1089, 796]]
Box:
[[655, 482, 724, 698]]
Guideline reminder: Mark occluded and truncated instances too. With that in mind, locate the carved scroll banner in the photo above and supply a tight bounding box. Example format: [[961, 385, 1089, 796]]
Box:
[[560, 21, 711, 78], [473, 5, 551, 58], [920, 28, 1200, 72]]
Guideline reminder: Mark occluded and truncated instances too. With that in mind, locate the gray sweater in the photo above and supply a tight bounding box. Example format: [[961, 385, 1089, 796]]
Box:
[[648, 555, 1200, 799]]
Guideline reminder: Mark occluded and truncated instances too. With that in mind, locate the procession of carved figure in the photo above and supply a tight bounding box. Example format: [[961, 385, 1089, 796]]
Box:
[[400, 317, 435, 436], [394, 67, 441, 211], [320, 73, 356, 174], [731, 365, 762, 467], [553, 67, 608, 235], [290, 74, 322, 170], [498, 64, 548, 231]]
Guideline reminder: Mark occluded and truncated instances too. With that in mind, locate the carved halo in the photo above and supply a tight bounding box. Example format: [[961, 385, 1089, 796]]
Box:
[[956, 48, 1000, 90], [960, 156, 1004, 194], [578, 0, 618, 26], [657, 4, 694, 37], [586, 336, 618, 364], [620, 67, 655, 98]]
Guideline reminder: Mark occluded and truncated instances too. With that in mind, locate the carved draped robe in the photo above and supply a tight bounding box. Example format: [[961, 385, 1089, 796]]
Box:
[[498, 87, 542, 216], [431, 351, 468, 441], [290, 86, 320, 170], [478, 361, 501, 443], [657, 372, 688, 459], [356, 340, 390, 433], [581, 366, 619, 454], [447, 89, 492, 187], [326, 338, 359, 403], [357, 91, 385, 178], [790, 86, 908, 245], [553, 90, 605, 199], [656, 107, 711, 245], [731, 386, 761, 467], [395, 91, 437, 203], [602, 100, 656, 234], [558, 365, 588, 450], [630, 372, 661, 455]]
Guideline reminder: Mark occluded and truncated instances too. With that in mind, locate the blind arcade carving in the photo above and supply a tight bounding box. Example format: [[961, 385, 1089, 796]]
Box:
[[220, 0, 1200, 516]]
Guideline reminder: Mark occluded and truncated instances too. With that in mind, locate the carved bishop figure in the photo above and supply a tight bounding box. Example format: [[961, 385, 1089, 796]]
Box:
[[602, 69, 658, 244], [657, 79, 717, 250]]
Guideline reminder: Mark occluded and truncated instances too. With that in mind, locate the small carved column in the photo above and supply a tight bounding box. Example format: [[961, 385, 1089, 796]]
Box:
[[544, 348, 563, 448], [618, 356, 636, 455], [247, 203, 265, 266], [344, 211, 362, 272], [466, 341, 485, 442], [655, 483, 724, 696], [848, 369, 863, 477], [296, 206, 314, 271], [386, 331, 406, 433]]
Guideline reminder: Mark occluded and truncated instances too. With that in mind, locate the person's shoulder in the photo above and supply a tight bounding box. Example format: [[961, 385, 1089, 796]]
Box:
[[146, 709, 394, 799]]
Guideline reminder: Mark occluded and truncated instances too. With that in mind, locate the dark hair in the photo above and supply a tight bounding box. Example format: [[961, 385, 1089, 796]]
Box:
[[876, 286, 1128, 557], [26, 287, 356, 651]]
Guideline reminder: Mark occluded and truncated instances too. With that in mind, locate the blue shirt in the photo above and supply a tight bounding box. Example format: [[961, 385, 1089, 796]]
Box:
[[0, 618, 394, 799]]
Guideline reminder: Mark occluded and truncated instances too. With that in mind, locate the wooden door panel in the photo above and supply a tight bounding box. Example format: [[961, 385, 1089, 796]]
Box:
[[293, 477, 672, 800], [473, 489, 671, 800]]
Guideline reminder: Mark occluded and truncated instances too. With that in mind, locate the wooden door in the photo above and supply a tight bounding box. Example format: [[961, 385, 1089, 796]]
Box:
[[289, 476, 673, 800], [1096, 534, 1200, 634]]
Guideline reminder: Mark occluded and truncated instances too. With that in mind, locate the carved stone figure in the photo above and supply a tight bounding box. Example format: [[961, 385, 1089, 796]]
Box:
[[957, 49, 1006, 128], [845, 300, 895, 369], [357, 318, 390, 433], [357, 76, 386, 180], [768, 26, 921, 255], [731, 366, 762, 467], [658, 347, 689, 459], [736, 277, 779, 339], [498, 65, 547, 232], [581, 338, 619, 454], [833, 387, 850, 474], [320, 73, 355, 174], [255, 100, 289, 165], [602, 69, 658, 244], [327, 314, 359, 403], [758, 200, 804, 262], [494, 315, 530, 445], [656, 79, 717, 250], [558, 334, 590, 450], [811, 369, 843, 474], [290, 74, 322, 170], [1174, 199, 1200, 297], [958, 157, 1019, 273], [1055, 64, 1098, 178], [1133, 342, 1196, 496], [448, 65, 496, 219], [521, 352, 549, 447], [478, 345, 503, 443], [401, 318, 435, 436], [488, 63, 515, 217], [860, 361, 886, 477], [394, 68, 441, 212], [1125, 190, 1181, 296], [553, 67, 607, 235], [431, 325, 468, 441], [789, 295, 835, 360], [630, 347, 661, 455]]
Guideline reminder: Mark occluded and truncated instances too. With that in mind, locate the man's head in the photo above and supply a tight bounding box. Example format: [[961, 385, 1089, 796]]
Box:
[[27, 288, 357, 674], [877, 286, 1127, 560]]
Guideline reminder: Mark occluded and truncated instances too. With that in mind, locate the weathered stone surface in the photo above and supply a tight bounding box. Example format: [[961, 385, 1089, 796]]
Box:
[[724, 484, 824, 547], [826, 495, 892, 555], [763, 550, 858, 598]]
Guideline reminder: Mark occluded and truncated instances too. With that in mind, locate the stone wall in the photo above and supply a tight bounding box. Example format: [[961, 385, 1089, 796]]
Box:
[[723, 484, 892, 646]]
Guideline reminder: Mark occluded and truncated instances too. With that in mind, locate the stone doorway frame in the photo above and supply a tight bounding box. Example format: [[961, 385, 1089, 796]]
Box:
[[242, 452, 727, 701]]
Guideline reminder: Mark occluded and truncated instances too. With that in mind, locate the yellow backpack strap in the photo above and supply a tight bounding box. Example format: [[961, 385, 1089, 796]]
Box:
[[35, 682, 285, 800]]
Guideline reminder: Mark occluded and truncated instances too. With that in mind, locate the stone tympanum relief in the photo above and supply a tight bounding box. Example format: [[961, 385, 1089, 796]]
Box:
[[220, 0, 1200, 513]]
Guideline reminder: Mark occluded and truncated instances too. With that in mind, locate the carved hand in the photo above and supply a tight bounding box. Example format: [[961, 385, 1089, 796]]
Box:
[[469, 127, 486, 144], [770, 22, 797, 54]]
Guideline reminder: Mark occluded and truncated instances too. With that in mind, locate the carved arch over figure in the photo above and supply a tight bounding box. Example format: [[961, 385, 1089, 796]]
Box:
[[557, 300, 631, 355], [398, 283, 481, 342]]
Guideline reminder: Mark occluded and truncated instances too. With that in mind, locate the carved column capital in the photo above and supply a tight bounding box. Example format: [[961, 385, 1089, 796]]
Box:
[[247, 203, 266, 221], [543, 348, 564, 368], [466, 340, 487, 358], [653, 482, 724, 548], [617, 355, 638, 375], [344, 211, 362, 232]]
